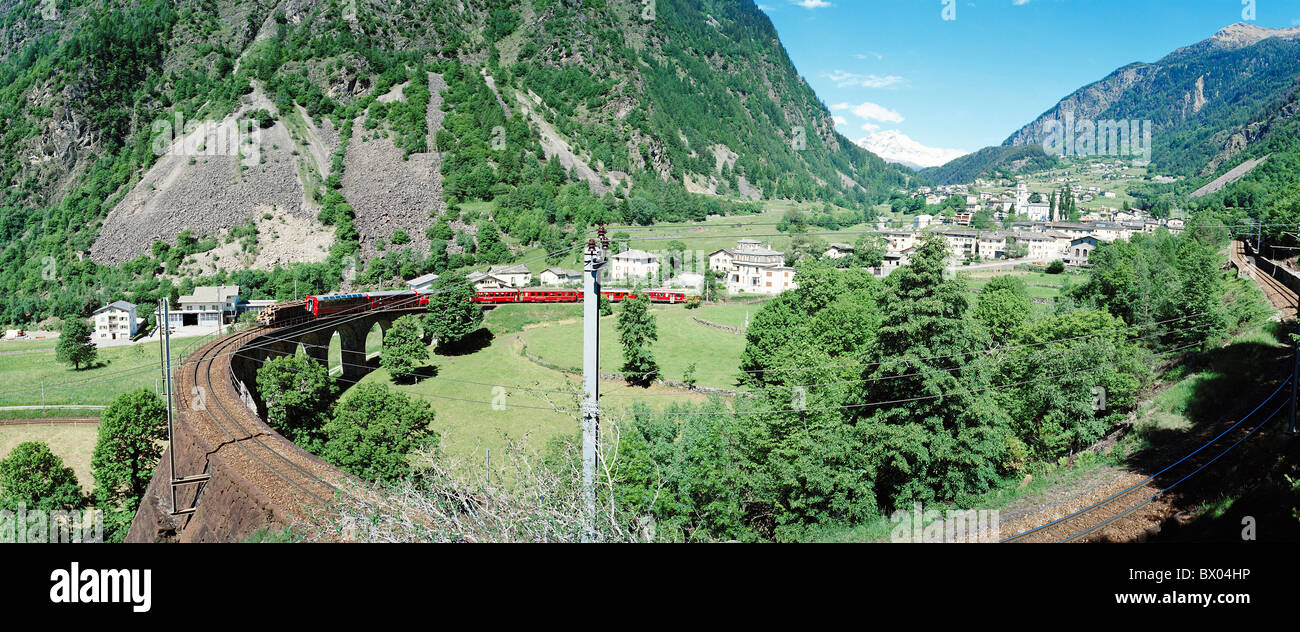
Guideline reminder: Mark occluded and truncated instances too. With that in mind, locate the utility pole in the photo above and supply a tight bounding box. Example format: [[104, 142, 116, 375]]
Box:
[[163, 300, 178, 513], [161, 300, 209, 516], [580, 225, 609, 541], [1292, 225, 1299, 437]]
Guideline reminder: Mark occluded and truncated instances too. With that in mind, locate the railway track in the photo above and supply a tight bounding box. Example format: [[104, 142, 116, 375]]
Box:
[[1232, 240, 1297, 318], [1002, 380, 1289, 543], [0, 418, 98, 426], [176, 325, 346, 521]]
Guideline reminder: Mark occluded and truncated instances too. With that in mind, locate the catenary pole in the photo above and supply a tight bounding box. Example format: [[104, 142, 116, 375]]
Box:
[[164, 301, 177, 513], [580, 226, 609, 541]]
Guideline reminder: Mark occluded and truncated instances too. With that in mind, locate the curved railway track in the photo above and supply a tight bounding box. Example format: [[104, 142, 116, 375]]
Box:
[[176, 325, 347, 522], [1002, 377, 1289, 543], [1232, 240, 1297, 318]]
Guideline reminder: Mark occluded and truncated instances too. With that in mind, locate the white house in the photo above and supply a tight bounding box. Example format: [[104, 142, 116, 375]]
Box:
[[609, 249, 660, 281], [540, 268, 582, 286], [708, 239, 796, 295], [93, 301, 138, 340], [976, 231, 1010, 259], [1010, 232, 1069, 261], [487, 264, 532, 287], [880, 230, 917, 252], [729, 262, 797, 295], [1065, 236, 1101, 267], [932, 226, 980, 259], [467, 271, 511, 290], [170, 285, 239, 327], [914, 214, 934, 229], [1024, 203, 1051, 222], [823, 243, 854, 259], [873, 249, 913, 278]]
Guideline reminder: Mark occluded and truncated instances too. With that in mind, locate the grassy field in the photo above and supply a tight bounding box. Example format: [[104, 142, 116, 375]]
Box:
[[0, 337, 209, 407], [0, 424, 99, 492], [0, 336, 61, 352], [691, 302, 768, 330], [350, 327, 709, 463], [521, 304, 748, 390], [484, 303, 583, 335], [960, 268, 1090, 317]]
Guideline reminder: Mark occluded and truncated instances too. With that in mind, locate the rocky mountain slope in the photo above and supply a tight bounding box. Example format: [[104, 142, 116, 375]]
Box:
[[920, 23, 1300, 186], [1002, 23, 1300, 177], [0, 0, 911, 323]]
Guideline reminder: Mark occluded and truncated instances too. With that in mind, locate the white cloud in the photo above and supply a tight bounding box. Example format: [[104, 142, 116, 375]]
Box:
[[1014, 0, 1032, 5], [791, 0, 832, 8], [834, 101, 904, 124], [861, 122, 880, 132], [853, 52, 884, 61], [832, 115, 849, 126], [824, 70, 906, 89], [854, 130, 967, 169]]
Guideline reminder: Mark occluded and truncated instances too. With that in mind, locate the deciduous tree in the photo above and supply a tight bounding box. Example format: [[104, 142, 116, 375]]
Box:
[[91, 388, 167, 541], [424, 271, 484, 350], [322, 384, 437, 484], [0, 442, 85, 511], [256, 354, 338, 452], [381, 315, 429, 383]]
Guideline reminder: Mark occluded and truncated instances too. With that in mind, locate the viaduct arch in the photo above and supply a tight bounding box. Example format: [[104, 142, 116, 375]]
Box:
[[127, 307, 421, 542]]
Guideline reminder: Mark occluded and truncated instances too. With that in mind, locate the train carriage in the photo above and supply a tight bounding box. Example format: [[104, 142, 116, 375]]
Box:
[[647, 289, 690, 304], [601, 289, 635, 302], [520, 288, 582, 302], [366, 290, 426, 311], [305, 293, 369, 317]]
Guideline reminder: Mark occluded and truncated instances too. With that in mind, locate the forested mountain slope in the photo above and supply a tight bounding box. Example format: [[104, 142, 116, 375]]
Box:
[[917, 145, 1055, 186], [0, 0, 911, 325]]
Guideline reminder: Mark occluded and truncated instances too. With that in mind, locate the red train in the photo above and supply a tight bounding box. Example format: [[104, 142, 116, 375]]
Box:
[[470, 288, 692, 304], [258, 287, 696, 326]]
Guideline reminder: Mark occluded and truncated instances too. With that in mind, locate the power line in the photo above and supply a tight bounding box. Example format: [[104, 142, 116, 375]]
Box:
[[613, 298, 1251, 379], [1058, 397, 1289, 543], [229, 340, 1202, 418], [1000, 378, 1291, 542], [219, 298, 1232, 401]]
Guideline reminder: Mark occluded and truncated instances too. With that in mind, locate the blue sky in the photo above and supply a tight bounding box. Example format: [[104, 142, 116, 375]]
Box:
[[759, 0, 1300, 166]]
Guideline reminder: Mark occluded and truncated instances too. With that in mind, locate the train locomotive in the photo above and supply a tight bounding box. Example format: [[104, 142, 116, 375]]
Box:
[[256, 286, 696, 327]]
